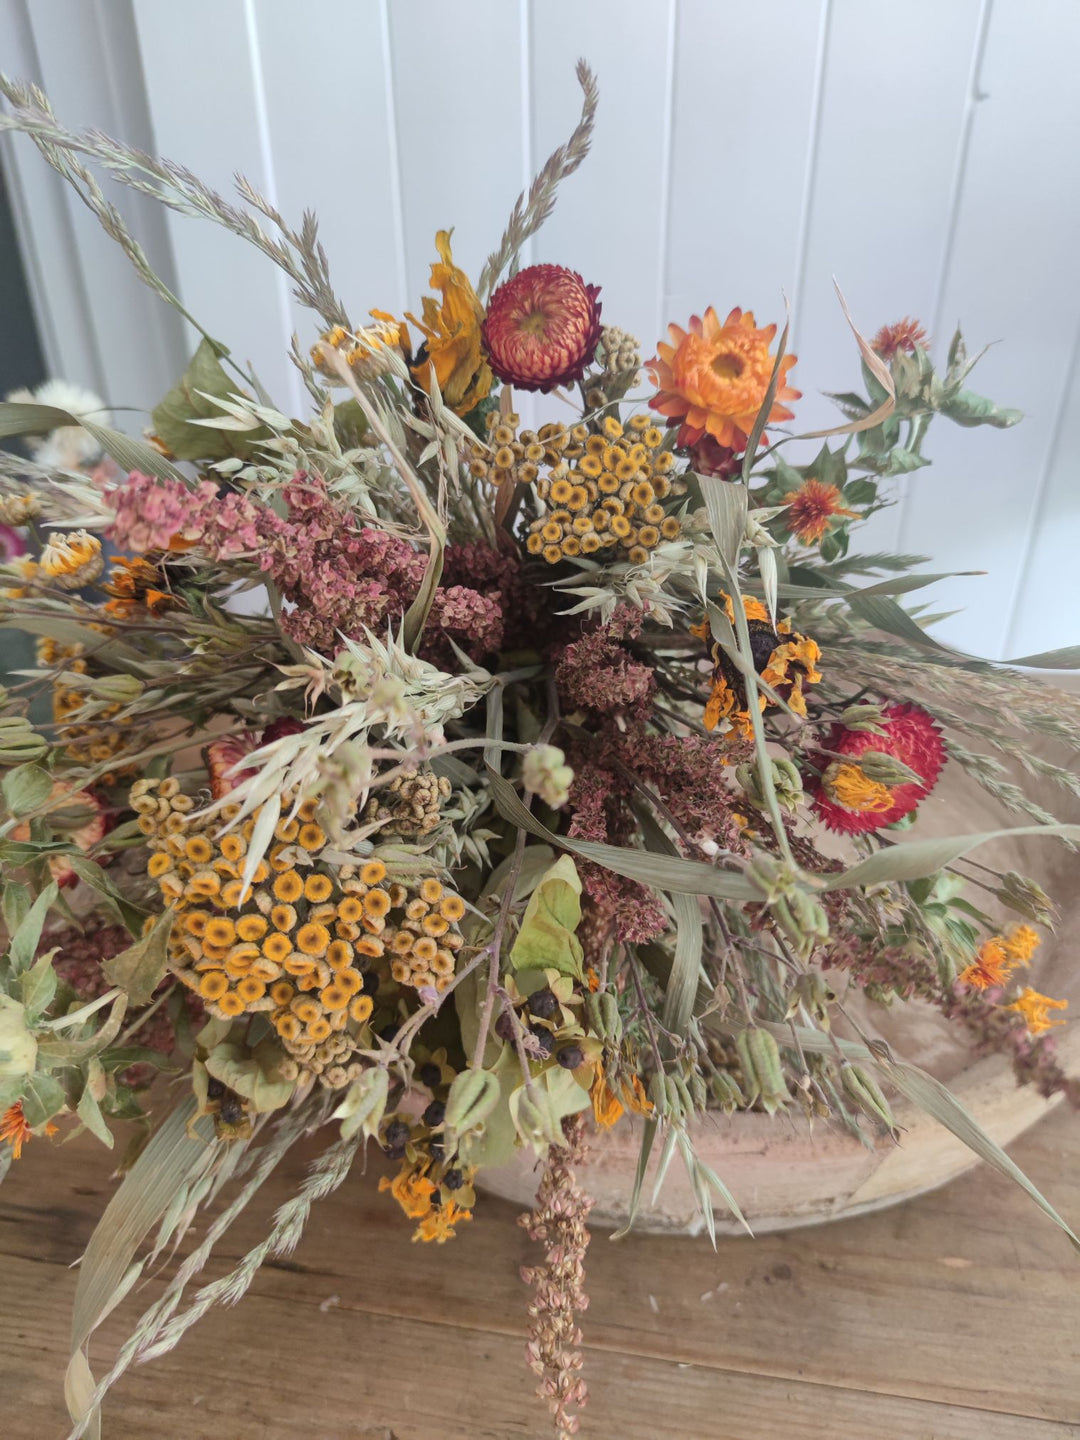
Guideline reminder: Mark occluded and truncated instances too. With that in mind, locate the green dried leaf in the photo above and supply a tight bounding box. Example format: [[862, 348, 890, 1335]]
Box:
[[1005, 645, 1080, 670], [332, 1066, 389, 1141], [77, 1062, 114, 1149], [700, 474, 747, 569], [37, 993, 128, 1066], [18, 949, 57, 1019], [845, 592, 954, 652], [19, 1070, 65, 1127], [508, 854, 583, 980], [939, 387, 1023, 429], [152, 339, 269, 461], [8, 881, 58, 975], [65, 856, 148, 938], [662, 892, 704, 1049], [102, 911, 173, 1006], [0, 400, 189, 485], [204, 1038, 296, 1114], [823, 822, 1080, 890], [2, 762, 54, 817], [65, 1098, 217, 1437]]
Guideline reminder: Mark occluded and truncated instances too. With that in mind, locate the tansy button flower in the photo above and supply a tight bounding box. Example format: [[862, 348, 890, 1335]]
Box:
[[648, 306, 799, 451], [809, 702, 946, 835], [482, 263, 602, 392]]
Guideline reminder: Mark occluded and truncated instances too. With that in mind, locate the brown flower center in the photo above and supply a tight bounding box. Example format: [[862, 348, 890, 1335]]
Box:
[[711, 351, 745, 381]]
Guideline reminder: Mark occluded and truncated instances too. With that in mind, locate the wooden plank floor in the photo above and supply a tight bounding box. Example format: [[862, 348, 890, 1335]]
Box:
[[2, 1103, 1078, 1440]]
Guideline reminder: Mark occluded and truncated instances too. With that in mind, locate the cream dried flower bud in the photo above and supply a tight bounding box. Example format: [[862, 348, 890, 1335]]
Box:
[[0, 493, 43, 525], [88, 674, 144, 704], [523, 745, 574, 809]]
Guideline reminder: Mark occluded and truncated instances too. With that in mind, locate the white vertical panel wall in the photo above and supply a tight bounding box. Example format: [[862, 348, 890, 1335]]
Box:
[[3, 0, 1079, 662]]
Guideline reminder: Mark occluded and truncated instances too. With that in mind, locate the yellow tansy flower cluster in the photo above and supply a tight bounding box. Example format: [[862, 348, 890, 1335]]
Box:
[[39, 637, 143, 784], [524, 414, 682, 565], [466, 411, 587, 488], [131, 777, 467, 1090]]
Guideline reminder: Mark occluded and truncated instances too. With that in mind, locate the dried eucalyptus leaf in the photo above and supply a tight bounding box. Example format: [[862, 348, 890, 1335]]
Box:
[[102, 911, 173, 1006]]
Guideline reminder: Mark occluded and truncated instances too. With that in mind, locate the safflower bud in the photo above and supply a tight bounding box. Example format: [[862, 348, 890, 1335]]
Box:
[[839, 703, 887, 734], [522, 744, 574, 809], [855, 750, 926, 788], [0, 996, 37, 1078]]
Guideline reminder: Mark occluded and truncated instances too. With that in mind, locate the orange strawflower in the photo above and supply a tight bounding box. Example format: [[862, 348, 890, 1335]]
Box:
[[1007, 987, 1067, 1036], [783, 478, 857, 545], [871, 317, 928, 361], [1, 1101, 58, 1159], [647, 306, 799, 451]]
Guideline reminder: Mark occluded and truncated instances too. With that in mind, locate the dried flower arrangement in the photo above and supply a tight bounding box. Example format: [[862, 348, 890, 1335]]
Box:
[[1, 62, 1078, 1440]]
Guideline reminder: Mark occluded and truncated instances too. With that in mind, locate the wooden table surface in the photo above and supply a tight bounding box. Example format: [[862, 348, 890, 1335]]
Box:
[[2, 1102, 1078, 1440]]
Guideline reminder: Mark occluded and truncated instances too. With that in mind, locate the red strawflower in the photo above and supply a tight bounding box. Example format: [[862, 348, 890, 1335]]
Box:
[[482, 264, 602, 392], [809, 702, 946, 835], [871, 317, 928, 361], [783, 477, 857, 545]]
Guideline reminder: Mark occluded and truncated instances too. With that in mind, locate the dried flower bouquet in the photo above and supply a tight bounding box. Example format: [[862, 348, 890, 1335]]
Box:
[[1, 63, 1078, 1440]]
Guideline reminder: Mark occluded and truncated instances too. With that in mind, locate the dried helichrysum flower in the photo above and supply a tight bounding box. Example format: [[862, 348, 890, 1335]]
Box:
[[808, 702, 946, 835], [648, 306, 799, 451], [519, 1113, 593, 1440], [364, 764, 452, 837], [132, 776, 466, 1087], [39, 530, 103, 589], [525, 414, 681, 566], [483, 264, 602, 393]]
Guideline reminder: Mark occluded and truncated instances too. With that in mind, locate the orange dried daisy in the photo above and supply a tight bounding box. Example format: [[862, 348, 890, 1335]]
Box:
[[1, 1101, 58, 1159], [1007, 987, 1067, 1036], [647, 306, 799, 451], [783, 478, 857, 546]]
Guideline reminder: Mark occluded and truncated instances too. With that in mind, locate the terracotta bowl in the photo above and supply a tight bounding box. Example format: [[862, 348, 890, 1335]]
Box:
[[479, 740, 1080, 1233]]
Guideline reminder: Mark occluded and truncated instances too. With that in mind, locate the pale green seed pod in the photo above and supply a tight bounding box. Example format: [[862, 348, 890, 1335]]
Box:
[[856, 750, 924, 787], [840, 1063, 898, 1138], [736, 1027, 788, 1114], [445, 1068, 500, 1135], [586, 990, 622, 1045], [709, 1069, 745, 1114], [839, 703, 887, 734], [0, 717, 49, 765]]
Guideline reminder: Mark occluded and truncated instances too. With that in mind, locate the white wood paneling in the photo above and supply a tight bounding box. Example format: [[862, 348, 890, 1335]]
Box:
[[895, 0, 1080, 659], [5, 0, 1080, 662]]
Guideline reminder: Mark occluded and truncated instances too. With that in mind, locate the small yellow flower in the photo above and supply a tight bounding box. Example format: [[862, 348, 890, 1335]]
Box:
[[273, 871, 304, 904], [1007, 987, 1067, 1035]]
